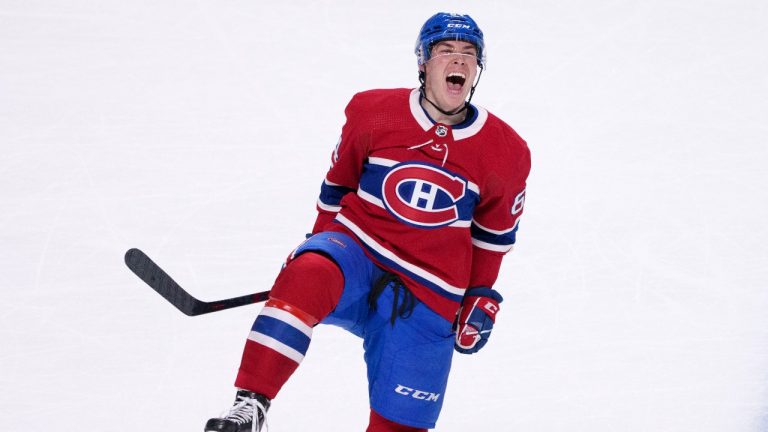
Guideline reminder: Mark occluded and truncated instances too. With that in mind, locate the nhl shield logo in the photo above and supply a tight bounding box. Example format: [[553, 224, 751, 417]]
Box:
[[435, 125, 448, 137]]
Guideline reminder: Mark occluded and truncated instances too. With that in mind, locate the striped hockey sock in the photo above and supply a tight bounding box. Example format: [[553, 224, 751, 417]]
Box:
[[235, 298, 318, 398], [235, 252, 344, 398]]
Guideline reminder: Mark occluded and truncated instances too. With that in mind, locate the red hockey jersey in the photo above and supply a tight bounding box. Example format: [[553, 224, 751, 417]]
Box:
[[313, 88, 530, 322]]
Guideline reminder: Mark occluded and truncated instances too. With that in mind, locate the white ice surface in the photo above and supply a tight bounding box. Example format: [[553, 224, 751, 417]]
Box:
[[1, 1, 767, 431]]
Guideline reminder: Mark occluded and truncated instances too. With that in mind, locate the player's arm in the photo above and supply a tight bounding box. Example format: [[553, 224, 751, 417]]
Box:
[[468, 148, 529, 287], [467, 184, 527, 287], [455, 138, 530, 354], [311, 94, 370, 233]]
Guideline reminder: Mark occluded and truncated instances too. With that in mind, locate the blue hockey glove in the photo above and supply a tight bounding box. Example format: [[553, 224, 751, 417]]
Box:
[[453, 287, 503, 354]]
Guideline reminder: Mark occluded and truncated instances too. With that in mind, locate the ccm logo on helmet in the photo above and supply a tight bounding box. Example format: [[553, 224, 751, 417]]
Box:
[[394, 384, 441, 402], [447, 23, 471, 29], [381, 163, 467, 228]]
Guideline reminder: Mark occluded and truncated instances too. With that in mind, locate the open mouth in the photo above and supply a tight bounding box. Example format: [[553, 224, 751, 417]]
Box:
[[446, 72, 466, 91]]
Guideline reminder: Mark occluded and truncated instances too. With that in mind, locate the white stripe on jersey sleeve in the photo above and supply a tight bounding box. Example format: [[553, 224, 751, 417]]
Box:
[[472, 218, 520, 235], [471, 238, 515, 253], [317, 199, 341, 212]]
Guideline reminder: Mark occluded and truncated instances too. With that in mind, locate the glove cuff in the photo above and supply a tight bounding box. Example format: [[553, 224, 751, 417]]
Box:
[[465, 286, 503, 303]]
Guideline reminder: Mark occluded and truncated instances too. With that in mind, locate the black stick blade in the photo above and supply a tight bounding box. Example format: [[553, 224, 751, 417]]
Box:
[[124, 248, 270, 316], [125, 248, 201, 316]]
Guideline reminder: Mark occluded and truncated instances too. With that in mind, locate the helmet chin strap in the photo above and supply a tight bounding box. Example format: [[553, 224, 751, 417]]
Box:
[[418, 64, 484, 117]]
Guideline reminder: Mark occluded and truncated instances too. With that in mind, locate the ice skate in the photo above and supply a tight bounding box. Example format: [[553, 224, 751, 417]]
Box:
[[204, 389, 270, 432]]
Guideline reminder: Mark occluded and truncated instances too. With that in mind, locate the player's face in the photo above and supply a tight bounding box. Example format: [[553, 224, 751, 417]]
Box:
[[421, 41, 479, 112]]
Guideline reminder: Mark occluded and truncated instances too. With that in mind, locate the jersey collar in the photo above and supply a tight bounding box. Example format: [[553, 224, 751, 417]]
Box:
[[408, 88, 488, 141]]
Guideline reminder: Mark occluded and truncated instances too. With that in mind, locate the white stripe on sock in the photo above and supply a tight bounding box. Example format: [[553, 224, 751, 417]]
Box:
[[248, 331, 305, 364]]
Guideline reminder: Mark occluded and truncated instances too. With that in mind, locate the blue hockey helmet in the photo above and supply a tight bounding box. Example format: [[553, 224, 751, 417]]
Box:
[[415, 13, 486, 68]]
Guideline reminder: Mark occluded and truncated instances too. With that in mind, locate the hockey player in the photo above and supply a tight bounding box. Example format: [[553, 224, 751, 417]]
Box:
[[205, 12, 530, 432]]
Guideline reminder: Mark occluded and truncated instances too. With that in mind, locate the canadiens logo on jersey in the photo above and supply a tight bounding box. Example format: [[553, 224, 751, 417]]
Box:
[[382, 162, 468, 228]]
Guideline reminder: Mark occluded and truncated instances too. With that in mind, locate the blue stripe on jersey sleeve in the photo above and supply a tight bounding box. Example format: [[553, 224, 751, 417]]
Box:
[[252, 316, 312, 355], [470, 223, 519, 247], [318, 181, 355, 207]]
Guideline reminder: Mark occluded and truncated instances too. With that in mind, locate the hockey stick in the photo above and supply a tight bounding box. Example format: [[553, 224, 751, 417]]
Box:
[[124, 248, 269, 316]]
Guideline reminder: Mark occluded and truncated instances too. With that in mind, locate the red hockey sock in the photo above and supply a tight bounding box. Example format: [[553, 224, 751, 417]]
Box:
[[269, 251, 345, 320], [367, 409, 428, 432], [235, 252, 344, 399]]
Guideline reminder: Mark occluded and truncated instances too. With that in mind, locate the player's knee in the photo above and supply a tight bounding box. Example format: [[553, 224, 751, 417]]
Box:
[[269, 251, 344, 322], [366, 409, 427, 432]]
